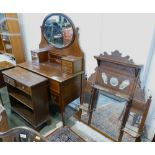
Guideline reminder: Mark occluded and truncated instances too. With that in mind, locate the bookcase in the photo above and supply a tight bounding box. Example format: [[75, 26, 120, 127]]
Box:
[[2, 67, 50, 129], [0, 13, 25, 63]]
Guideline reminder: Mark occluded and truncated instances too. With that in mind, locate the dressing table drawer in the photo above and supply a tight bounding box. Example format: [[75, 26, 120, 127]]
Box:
[[3, 75, 16, 87], [16, 82, 31, 95], [61, 56, 82, 74], [62, 61, 72, 67], [49, 80, 60, 93]]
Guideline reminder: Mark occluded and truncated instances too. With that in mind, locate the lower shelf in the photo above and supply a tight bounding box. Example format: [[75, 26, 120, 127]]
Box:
[[9, 91, 33, 110], [11, 102, 49, 129], [11, 104, 35, 127]]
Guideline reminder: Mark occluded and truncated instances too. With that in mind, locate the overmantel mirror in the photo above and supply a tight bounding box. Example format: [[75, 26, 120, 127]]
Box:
[[42, 13, 75, 49]]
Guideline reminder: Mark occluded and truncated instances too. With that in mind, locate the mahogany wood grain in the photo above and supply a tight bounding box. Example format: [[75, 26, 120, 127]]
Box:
[[18, 14, 85, 126]]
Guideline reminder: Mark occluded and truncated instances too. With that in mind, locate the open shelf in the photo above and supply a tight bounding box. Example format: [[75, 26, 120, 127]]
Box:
[[9, 90, 33, 110], [11, 99, 35, 127], [3, 66, 50, 129]]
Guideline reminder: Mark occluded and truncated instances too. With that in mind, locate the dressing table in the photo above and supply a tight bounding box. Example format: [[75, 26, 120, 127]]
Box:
[[18, 13, 84, 125]]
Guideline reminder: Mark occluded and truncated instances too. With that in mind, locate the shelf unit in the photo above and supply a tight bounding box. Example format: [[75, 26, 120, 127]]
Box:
[[2, 67, 50, 129]]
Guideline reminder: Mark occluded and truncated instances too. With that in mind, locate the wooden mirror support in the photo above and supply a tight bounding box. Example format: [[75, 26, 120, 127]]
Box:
[[78, 50, 150, 142], [18, 13, 85, 126]]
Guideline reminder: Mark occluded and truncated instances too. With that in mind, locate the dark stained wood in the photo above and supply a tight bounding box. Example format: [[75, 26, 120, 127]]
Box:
[[18, 14, 85, 126], [2, 67, 50, 129], [19, 61, 84, 83], [79, 50, 144, 142], [3, 67, 47, 87], [152, 135, 155, 142]]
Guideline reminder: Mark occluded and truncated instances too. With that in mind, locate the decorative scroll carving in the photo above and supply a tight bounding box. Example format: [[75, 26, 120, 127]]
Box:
[[100, 50, 135, 65]]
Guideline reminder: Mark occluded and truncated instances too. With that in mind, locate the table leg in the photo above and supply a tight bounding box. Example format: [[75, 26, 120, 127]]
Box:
[[78, 74, 85, 120], [61, 105, 65, 126], [88, 88, 98, 125], [118, 99, 133, 141], [0, 93, 4, 106]]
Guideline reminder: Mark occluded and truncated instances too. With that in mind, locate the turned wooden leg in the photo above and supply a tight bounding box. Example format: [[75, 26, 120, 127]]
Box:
[[78, 74, 85, 120]]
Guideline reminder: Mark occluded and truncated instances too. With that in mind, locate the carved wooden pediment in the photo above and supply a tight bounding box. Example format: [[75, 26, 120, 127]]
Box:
[[99, 50, 135, 65]]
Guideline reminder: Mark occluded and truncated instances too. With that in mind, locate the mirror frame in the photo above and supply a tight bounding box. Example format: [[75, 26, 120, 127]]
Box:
[[42, 13, 76, 49]]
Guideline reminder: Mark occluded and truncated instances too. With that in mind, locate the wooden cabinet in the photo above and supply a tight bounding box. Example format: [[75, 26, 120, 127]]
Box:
[[2, 67, 50, 129], [0, 13, 25, 63]]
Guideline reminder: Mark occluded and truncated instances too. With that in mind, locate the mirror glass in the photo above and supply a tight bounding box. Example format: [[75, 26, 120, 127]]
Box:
[[43, 14, 74, 48]]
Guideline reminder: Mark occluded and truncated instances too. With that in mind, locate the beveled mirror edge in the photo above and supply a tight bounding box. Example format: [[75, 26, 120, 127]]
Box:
[[41, 13, 76, 49]]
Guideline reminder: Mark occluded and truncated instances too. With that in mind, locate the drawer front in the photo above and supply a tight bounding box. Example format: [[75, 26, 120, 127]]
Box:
[[62, 61, 72, 67], [3, 75, 16, 87], [51, 92, 60, 105], [16, 81, 31, 95], [62, 66, 73, 74], [62, 75, 81, 105], [49, 80, 60, 93]]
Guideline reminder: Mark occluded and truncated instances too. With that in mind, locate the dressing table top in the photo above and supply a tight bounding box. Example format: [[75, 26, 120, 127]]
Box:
[[18, 61, 84, 83]]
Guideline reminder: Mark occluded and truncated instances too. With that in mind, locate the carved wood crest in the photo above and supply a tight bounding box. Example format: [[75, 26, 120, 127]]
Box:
[[99, 50, 135, 65]]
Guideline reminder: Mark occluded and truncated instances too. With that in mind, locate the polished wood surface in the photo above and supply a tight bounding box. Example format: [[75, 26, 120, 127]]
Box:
[[19, 61, 84, 83], [3, 67, 47, 87], [79, 50, 143, 142], [0, 13, 25, 63], [0, 60, 15, 88], [61, 55, 82, 74], [17, 14, 85, 125], [2, 67, 50, 129]]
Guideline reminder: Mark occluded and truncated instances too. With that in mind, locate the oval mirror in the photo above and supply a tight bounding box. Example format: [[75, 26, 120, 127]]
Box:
[[42, 13, 74, 48]]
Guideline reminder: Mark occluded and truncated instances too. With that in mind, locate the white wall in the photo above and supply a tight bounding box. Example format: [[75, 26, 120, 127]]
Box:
[[18, 13, 155, 140], [18, 13, 48, 60], [18, 13, 155, 78], [101, 14, 155, 84], [145, 34, 155, 139]]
